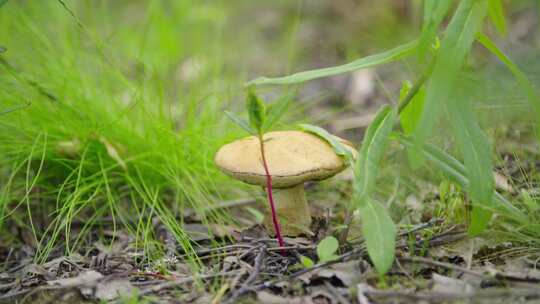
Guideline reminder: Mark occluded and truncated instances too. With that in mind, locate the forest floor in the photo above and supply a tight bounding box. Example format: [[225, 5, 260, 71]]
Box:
[[1, 192, 540, 304]]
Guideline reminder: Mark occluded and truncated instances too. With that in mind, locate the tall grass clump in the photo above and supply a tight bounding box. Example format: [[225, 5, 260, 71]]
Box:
[[0, 1, 245, 266], [250, 0, 540, 274]]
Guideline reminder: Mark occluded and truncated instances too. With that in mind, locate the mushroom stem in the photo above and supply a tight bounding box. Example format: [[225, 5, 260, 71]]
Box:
[[263, 184, 312, 236]]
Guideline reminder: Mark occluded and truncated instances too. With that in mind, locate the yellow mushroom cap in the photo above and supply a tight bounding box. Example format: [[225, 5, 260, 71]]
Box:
[[214, 130, 356, 188]]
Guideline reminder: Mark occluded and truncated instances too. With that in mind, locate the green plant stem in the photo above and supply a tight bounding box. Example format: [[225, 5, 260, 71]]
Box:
[[258, 134, 285, 250], [398, 56, 437, 115]]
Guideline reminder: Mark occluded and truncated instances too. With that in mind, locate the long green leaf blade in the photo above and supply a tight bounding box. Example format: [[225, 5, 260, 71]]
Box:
[[446, 94, 494, 235], [413, 0, 488, 165], [476, 33, 540, 140], [358, 198, 396, 274], [488, 0, 507, 36], [352, 105, 397, 274], [418, 0, 453, 60], [353, 105, 398, 201], [247, 41, 417, 86]]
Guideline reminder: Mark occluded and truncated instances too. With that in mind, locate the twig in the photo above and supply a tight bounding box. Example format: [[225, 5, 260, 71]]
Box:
[[398, 256, 483, 277], [324, 281, 351, 304], [137, 271, 240, 297], [365, 288, 540, 302], [228, 245, 267, 302]]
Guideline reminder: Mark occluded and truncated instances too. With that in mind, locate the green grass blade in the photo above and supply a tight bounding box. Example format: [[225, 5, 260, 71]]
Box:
[[397, 135, 527, 222], [357, 197, 396, 274], [247, 41, 417, 86], [488, 0, 507, 36], [299, 123, 354, 164], [224, 111, 255, 135], [413, 0, 488, 164], [353, 105, 397, 201], [446, 94, 494, 235], [418, 0, 453, 60], [476, 32, 540, 139], [263, 94, 292, 131]]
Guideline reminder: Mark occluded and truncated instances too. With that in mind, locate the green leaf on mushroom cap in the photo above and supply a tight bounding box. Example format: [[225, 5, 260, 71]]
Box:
[[298, 123, 354, 165], [246, 86, 266, 134]]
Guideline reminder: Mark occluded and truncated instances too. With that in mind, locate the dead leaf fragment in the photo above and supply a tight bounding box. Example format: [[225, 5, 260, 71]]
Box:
[[431, 273, 474, 294], [47, 270, 103, 287], [94, 279, 136, 301]]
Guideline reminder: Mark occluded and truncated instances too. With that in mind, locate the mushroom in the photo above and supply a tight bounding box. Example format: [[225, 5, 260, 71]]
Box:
[[214, 130, 356, 236]]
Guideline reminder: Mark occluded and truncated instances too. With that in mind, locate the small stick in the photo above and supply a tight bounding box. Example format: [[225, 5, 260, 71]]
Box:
[[398, 256, 483, 277], [228, 245, 267, 302], [324, 281, 351, 304]]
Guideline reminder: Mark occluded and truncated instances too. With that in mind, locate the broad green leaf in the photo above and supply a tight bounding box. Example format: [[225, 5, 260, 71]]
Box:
[[488, 0, 507, 36], [476, 33, 540, 141], [418, 0, 453, 60], [316, 236, 339, 262], [413, 0, 488, 167], [247, 40, 417, 86], [246, 87, 266, 133], [397, 135, 526, 222], [300, 255, 314, 268], [357, 198, 396, 274], [263, 94, 292, 131], [446, 93, 494, 235], [224, 111, 255, 134], [353, 105, 397, 202], [299, 123, 354, 164]]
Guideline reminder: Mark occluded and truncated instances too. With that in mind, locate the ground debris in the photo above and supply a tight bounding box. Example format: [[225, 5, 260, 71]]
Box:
[[1, 219, 539, 303]]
